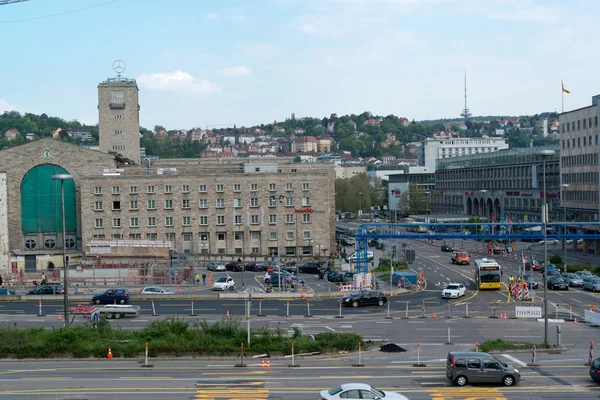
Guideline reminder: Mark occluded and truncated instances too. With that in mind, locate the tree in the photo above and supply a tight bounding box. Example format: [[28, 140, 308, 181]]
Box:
[[154, 125, 166, 133], [397, 184, 430, 215]]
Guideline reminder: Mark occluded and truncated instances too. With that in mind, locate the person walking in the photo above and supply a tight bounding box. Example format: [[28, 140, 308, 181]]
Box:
[[202, 273, 207, 286], [194, 273, 200, 287]]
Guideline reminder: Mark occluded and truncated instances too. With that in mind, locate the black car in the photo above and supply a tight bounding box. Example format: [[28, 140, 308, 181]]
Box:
[[341, 237, 355, 246], [225, 262, 245, 272], [590, 357, 600, 383], [327, 270, 342, 282], [245, 262, 265, 272], [523, 274, 538, 289], [341, 290, 387, 308], [26, 284, 64, 295], [441, 244, 454, 252], [368, 238, 384, 249], [299, 262, 321, 274], [547, 276, 569, 290]]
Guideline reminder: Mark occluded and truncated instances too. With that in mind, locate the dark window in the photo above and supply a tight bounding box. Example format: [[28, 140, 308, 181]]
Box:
[[578, 120, 581, 130], [483, 359, 499, 369], [584, 119, 587, 129], [455, 358, 467, 368], [467, 358, 481, 369]]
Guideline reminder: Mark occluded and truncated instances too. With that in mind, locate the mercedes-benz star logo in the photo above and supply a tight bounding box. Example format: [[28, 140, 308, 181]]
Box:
[[112, 60, 126, 75]]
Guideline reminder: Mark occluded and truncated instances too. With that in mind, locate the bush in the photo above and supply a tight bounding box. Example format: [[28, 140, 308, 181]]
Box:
[[375, 259, 409, 272], [0, 316, 364, 359]]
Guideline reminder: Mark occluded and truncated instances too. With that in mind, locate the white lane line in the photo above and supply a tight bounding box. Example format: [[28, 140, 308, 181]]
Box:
[[325, 326, 336, 332], [375, 321, 392, 324], [340, 325, 353, 328], [572, 298, 582, 303], [501, 353, 527, 367]]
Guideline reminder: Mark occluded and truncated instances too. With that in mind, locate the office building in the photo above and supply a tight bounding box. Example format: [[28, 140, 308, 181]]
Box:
[[419, 137, 509, 172]]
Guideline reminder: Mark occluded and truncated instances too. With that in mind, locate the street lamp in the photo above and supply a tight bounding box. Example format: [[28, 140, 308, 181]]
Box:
[[270, 194, 285, 292], [358, 192, 363, 218], [52, 173, 73, 326], [560, 183, 570, 269], [537, 149, 555, 346]]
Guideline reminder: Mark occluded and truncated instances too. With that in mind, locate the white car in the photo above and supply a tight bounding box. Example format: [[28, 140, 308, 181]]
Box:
[[539, 239, 559, 245], [346, 250, 374, 263], [140, 286, 174, 295], [320, 383, 409, 400], [566, 238, 584, 245], [212, 275, 235, 291], [442, 283, 466, 299], [208, 262, 226, 271]]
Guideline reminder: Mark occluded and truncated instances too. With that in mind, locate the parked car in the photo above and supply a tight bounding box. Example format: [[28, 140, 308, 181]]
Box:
[[562, 273, 584, 287], [320, 383, 408, 400], [298, 262, 321, 274], [442, 283, 466, 299], [26, 284, 64, 295], [523, 274, 538, 289], [140, 286, 174, 295], [451, 251, 470, 265], [212, 275, 235, 291], [566, 238, 584, 245], [441, 244, 454, 252], [576, 270, 595, 279], [368, 238, 385, 249], [244, 262, 266, 272], [92, 288, 130, 304], [540, 263, 558, 274], [590, 357, 600, 383], [547, 276, 569, 290], [327, 270, 342, 282], [446, 351, 520, 386], [208, 262, 226, 272], [547, 269, 562, 278], [341, 290, 387, 308], [264, 271, 303, 288], [583, 276, 600, 292], [539, 239, 559, 245], [525, 259, 541, 271], [346, 250, 374, 262], [225, 261, 245, 272], [341, 237, 355, 246]]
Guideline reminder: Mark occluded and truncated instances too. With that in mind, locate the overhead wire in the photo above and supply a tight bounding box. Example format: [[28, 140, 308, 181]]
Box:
[[0, 0, 119, 24]]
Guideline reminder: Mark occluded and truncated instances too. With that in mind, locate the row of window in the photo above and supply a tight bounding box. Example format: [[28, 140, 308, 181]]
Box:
[[94, 213, 312, 228], [563, 190, 598, 203], [562, 135, 598, 149], [561, 153, 598, 167], [95, 197, 311, 211], [94, 182, 311, 195], [562, 172, 598, 185], [112, 130, 124, 135], [561, 116, 599, 133], [111, 145, 126, 150]]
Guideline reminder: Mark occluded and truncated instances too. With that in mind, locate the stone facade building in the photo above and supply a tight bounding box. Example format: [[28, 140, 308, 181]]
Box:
[[98, 77, 141, 163], [0, 139, 335, 272]]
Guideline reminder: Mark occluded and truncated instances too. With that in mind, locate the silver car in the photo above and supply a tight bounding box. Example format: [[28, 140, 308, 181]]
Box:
[[583, 276, 600, 292], [208, 262, 226, 271], [562, 273, 584, 287]]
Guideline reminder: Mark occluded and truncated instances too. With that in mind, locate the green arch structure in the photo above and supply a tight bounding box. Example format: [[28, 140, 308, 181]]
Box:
[[20, 164, 77, 235]]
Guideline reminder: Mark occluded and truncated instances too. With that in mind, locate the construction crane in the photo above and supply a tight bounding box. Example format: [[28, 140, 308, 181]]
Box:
[[0, 0, 30, 5]]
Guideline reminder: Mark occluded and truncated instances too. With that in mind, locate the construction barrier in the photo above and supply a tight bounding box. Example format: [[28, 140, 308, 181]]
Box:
[[515, 305, 542, 318], [584, 309, 600, 326]]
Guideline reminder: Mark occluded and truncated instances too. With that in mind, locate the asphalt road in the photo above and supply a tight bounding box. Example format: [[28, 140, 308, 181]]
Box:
[[0, 356, 598, 400]]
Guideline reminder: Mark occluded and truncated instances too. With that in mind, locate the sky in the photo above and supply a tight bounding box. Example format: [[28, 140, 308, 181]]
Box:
[[0, 0, 598, 130]]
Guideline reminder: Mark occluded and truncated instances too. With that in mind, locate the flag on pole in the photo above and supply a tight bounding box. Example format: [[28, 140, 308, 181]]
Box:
[[562, 81, 570, 94]]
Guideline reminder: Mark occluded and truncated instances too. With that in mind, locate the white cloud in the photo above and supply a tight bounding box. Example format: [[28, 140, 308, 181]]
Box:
[[220, 66, 253, 77], [137, 71, 221, 94], [205, 12, 218, 20], [0, 99, 17, 113]]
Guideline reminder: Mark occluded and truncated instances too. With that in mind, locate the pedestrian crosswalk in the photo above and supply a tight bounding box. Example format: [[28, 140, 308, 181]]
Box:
[[194, 381, 269, 399], [427, 387, 507, 399]]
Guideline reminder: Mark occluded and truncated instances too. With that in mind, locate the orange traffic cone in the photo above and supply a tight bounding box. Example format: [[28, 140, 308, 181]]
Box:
[[266, 360, 271, 368], [574, 317, 578, 324], [226, 310, 230, 317], [301, 291, 306, 299], [57, 314, 62, 321], [261, 359, 266, 368], [433, 313, 437, 319], [107, 348, 113, 359]]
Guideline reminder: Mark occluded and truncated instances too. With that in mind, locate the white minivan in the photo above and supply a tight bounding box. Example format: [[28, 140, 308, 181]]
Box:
[[346, 250, 374, 263]]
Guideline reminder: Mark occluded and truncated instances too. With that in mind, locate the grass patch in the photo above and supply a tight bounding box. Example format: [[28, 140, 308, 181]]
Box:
[[0, 316, 363, 359], [479, 339, 550, 353], [374, 260, 409, 273]]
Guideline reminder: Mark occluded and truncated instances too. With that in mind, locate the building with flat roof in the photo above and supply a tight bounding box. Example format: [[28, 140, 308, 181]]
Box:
[[559, 94, 600, 223], [432, 146, 560, 222], [419, 136, 509, 172]]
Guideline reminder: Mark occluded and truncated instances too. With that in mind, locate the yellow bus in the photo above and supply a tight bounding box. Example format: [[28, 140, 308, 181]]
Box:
[[474, 258, 503, 290]]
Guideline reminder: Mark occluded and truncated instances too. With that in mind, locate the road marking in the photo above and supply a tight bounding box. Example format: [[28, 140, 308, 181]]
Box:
[[375, 321, 391, 324], [324, 326, 336, 332], [501, 354, 527, 367]]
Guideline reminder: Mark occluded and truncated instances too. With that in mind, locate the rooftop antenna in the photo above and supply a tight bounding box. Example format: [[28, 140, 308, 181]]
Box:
[[460, 70, 471, 120], [112, 60, 126, 79]]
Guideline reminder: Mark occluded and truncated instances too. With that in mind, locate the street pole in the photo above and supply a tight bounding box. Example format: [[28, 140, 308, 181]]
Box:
[[295, 212, 299, 275], [537, 149, 555, 346], [276, 197, 280, 293], [52, 174, 73, 327]]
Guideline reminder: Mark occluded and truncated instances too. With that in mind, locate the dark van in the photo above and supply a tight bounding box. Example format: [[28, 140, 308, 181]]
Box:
[[446, 351, 521, 387]]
